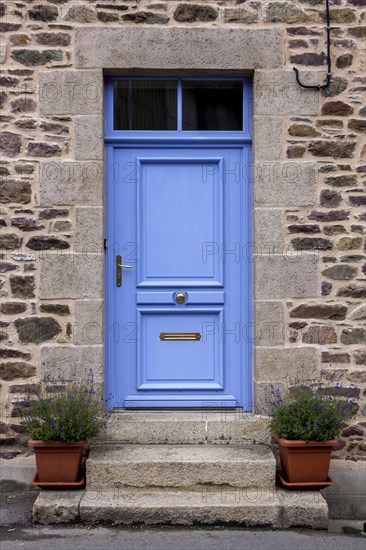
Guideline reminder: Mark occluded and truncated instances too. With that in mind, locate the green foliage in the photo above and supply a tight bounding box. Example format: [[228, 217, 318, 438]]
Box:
[[21, 370, 109, 442], [267, 370, 360, 442]]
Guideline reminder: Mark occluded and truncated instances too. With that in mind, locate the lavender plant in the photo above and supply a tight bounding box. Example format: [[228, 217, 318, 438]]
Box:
[[21, 370, 109, 442], [268, 370, 360, 441]]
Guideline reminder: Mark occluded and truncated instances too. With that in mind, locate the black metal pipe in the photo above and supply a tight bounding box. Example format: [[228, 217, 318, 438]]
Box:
[[293, 0, 332, 90]]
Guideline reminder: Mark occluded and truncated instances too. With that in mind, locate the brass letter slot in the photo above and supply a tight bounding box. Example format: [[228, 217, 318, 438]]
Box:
[[160, 332, 201, 341]]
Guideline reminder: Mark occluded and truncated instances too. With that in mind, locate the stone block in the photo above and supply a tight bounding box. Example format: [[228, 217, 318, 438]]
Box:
[[322, 351, 350, 365], [0, 132, 21, 157], [254, 208, 284, 253], [290, 303, 347, 320], [278, 489, 328, 529], [10, 275, 35, 298], [14, 317, 61, 344], [340, 327, 366, 345], [354, 350, 366, 366], [74, 300, 103, 345], [39, 304, 70, 316], [79, 489, 282, 527], [0, 179, 32, 204], [102, 411, 207, 445], [254, 70, 318, 116], [206, 414, 271, 446], [254, 301, 285, 346], [75, 207, 103, 254], [75, 27, 284, 70], [253, 117, 283, 161], [254, 254, 318, 299], [86, 444, 276, 492], [39, 70, 103, 115], [33, 491, 84, 525], [337, 282, 366, 299], [302, 325, 337, 345], [321, 265, 357, 280], [0, 44, 6, 64], [27, 142, 61, 158], [75, 116, 103, 161], [39, 254, 103, 299], [0, 233, 22, 250], [39, 161, 103, 206], [254, 381, 286, 414], [99, 411, 271, 446], [173, 4, 218, 23], [291, 237, 333, 252], [0, 362, 36, 381], [254, 346, 319, 383], [0, 350, 31, 361], [253, 162, 317, 207], [40, 345, 103, 382], [309, 140, 356, 159], [26, 236, 69, 251]]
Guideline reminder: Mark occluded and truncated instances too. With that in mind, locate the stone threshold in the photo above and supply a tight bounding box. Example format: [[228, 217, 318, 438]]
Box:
[[96, 410, 271, 446]]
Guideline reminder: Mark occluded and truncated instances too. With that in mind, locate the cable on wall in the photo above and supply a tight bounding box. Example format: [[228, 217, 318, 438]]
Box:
[[293, 0, 332, 90]]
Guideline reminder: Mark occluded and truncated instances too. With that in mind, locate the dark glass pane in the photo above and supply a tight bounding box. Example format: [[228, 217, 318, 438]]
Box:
[[182, 81, 243, 131], [114, 80, 177, 130]]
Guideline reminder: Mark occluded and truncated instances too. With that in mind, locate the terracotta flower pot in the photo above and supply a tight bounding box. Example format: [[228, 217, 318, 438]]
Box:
[[28, 440, 86, 483], [273, 434, 338, 483]]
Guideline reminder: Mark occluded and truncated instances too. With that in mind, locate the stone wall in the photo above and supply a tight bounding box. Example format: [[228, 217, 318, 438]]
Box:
[[0, 0, 365, 460]]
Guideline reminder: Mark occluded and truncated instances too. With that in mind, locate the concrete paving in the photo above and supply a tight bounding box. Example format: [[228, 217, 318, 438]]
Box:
[[1, 525, 365, 550]]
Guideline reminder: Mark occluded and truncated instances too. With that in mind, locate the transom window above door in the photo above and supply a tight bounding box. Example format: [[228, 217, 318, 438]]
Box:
[[109, 78, 251, 134]]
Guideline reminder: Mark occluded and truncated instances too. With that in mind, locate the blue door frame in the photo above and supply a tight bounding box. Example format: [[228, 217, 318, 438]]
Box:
[[105, 77, 252, 410]]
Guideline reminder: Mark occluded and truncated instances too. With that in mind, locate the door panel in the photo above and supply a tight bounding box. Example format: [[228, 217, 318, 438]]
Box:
[[137, 309, 223, 390], [106, 145, 251, 408], [138, 158, 223, 284]]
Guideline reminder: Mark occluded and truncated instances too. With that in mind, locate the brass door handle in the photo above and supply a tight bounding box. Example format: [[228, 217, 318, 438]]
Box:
[[116, 255, 133, 287]]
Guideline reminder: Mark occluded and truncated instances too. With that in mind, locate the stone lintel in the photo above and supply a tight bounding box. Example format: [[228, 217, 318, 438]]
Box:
[[75, 27, 284, 70]]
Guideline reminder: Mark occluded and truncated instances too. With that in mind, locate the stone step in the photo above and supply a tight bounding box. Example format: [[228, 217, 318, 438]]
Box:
[[33, 487, 329, 529], [86, 444, 276, 491], [97, 410, 270, 446]]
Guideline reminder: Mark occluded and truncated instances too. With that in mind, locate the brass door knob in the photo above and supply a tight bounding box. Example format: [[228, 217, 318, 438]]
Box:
[[175, 291, 187, 304]]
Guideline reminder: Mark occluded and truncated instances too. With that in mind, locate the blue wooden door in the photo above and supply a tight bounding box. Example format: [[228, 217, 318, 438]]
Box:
[[105, 78, 252, 409]]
